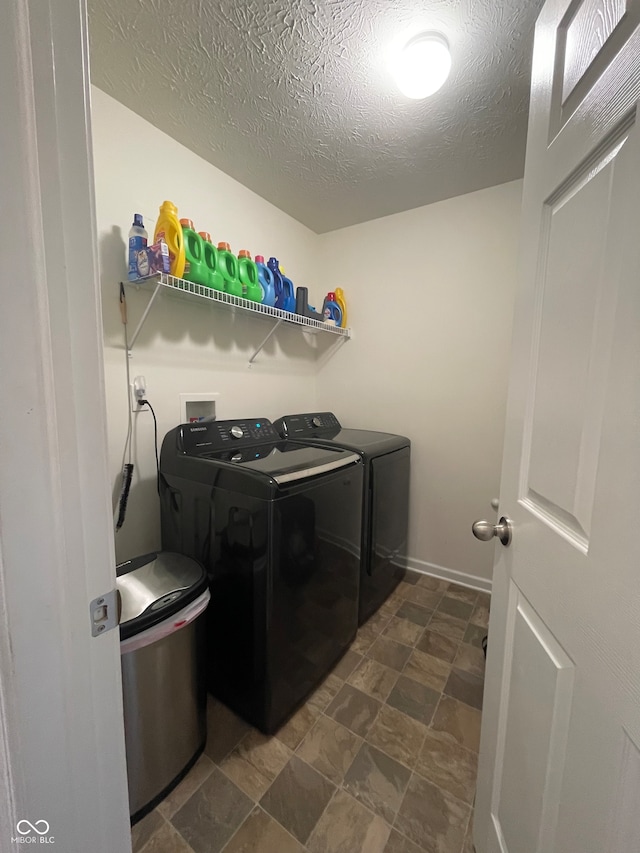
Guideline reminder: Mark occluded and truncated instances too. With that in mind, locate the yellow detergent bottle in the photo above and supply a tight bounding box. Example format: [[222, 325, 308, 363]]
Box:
[[154, 200, 186, 278], [334, 287, 348, 328]]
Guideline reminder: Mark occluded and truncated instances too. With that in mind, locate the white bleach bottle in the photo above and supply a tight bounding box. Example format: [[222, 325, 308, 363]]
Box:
[[128, 213, 148, 280]]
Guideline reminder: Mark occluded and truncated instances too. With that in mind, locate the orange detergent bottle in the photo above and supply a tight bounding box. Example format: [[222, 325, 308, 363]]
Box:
[[154, 200, 186, 278]]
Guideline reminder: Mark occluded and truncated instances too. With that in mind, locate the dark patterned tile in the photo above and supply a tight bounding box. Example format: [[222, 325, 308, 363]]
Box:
[[332, 649, 363, 680], [308, 673, 343, 712], [350, 623, 379, 655], [444, 668, 485, 710], [366, 636, 412, 672], [348, 657, 399, 701], [306, 788, 391, 853], [430, 695, 482, 752], [220, 730, 292, 800], [453, 643, 486, 679], [396, 600, 433, 627], [260, 755, 335, 845], [402, 570, 421, 585], [463, 623, 487, 649], [387, 676, 440, 725], [222, 806, 304, 853], [204, 698, 253, 764], [415, 728, 478, 804], [382, 616, 424, 647], [366, 704, 428, 769], [395, 774, 470, 852], [343, 742, 411, 822], [405, 587, 444, 611], [131, 809, 164, 853], [157, 754, 215, 819], [444, 583, 479, 605], [383, 829, 424, 853], [138, 819, 195, 853], [470, 601, 490, 629], [326, 684, 382, 737], [363, 608, 394, 635], [172, 766, 253, 853], [275, 702, 321, 750], [436, 596, 474, 622], [476, 592, 491, 609], [403, 649, 451, 692], [416, 629, 459, 663], [297, 715, 362, 784], [416, 575, 448, 592], [428, 611, 468, 643]]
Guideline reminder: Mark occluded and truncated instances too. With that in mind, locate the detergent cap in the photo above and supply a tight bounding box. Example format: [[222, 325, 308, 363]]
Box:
[[179, 218, 194, 229], [133, 213, 144, 227], [198, 232, 212, 242], [218, 241, 231, 251], [327, 291, 337, 301], [238, 249, 251, 259], [255, 255, 265, 264]]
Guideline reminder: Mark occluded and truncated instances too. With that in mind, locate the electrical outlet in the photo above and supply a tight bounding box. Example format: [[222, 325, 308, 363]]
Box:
[[130, 375, 148, 412]]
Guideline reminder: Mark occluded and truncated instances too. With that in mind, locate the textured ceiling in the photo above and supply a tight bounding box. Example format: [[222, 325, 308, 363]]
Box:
[[88, 0, 544, 233]]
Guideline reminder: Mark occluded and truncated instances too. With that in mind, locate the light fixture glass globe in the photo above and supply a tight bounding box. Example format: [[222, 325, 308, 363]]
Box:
[[393, 33, 451, 99]]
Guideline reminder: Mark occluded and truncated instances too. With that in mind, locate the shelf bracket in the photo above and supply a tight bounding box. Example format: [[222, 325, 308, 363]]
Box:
[[127, 281, 162, 354], [248, 319, 283, 366]]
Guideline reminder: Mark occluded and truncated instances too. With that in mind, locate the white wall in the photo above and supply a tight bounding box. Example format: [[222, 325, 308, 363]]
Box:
[[92, 87, 329, 562], [317, 181, 523, 586]]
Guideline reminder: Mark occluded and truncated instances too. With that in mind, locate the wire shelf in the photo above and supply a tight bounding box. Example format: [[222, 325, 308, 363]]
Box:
[[123, 273, 350, 363]]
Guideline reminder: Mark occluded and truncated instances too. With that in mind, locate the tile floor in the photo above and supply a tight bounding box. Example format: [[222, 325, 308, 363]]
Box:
[[131, 572, 489, 853]]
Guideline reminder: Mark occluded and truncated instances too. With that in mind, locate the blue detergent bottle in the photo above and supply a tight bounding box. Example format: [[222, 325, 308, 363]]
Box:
[[255, 255, 276, 306], [322, 291, 343, 325], [280, 271, 296, 312], [268, 257, 285, 309]]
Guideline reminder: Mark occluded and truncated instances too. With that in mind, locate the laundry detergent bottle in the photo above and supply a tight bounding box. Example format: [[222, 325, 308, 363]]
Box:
[[279, 266, 296, 312], [217, 242, 243, 298], [255, 255, 276, 306], [334, 287, 348, 328], [237, 250, 263, 302], [154, 200, 185, 278], [197, 232, 224, 291], [180, 219, 207, 286], [267, 257, 285, 309], [322, 292, 343, 326]]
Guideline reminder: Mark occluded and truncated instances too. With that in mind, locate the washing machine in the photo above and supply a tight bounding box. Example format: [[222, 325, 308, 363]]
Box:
[[159, 417, 363, 734], [274, 412, 410, 624]]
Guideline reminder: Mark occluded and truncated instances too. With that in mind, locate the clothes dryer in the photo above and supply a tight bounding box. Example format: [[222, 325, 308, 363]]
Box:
[[274, 412, 410, 624]]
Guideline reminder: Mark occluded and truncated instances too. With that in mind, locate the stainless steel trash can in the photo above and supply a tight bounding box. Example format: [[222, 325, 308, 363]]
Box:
[[117, 551, 210, 824]]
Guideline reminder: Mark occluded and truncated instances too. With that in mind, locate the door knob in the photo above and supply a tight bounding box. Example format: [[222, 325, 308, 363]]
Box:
[[472, 516, 512, 546]]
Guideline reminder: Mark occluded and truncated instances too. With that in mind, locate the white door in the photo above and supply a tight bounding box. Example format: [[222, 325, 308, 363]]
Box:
[[474, 2, 640, 852], [0, 0, 131, 850]]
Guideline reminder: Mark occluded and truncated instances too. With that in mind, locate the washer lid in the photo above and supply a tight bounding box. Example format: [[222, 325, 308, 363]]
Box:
[[116, 551, 205, 626]]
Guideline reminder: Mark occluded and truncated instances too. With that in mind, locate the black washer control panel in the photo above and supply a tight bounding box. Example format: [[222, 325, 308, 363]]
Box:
[[274, 412, 341, 439], [179, 418, 278, 453]]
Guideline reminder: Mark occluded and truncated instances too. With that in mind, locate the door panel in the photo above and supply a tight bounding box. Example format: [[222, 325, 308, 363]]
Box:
[[474, 0, 640, 851], [523, 129, 628, 548], [492, 585, 574, 853]]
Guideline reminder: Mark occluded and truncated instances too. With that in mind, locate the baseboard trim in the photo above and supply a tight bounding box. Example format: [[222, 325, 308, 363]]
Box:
[[404, 556, 492, 594]]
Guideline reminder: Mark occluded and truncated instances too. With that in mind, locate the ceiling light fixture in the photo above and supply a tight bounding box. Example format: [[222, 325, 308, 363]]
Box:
[[392, 32, 452, 99]]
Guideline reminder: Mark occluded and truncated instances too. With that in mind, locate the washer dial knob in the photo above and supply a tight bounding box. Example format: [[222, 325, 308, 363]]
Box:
[[311, 416, 322, 428], [230, 425, 244, 439]]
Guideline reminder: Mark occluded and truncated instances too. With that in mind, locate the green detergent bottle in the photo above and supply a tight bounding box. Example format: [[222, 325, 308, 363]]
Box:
[[217, 242, 243, 298], [180, 219, 208, 286], [238, 250, 263, 302], [198, 232, 224, 291]]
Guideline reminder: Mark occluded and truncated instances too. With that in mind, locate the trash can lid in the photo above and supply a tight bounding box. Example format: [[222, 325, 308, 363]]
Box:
[[117, 551, 207, 639]]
